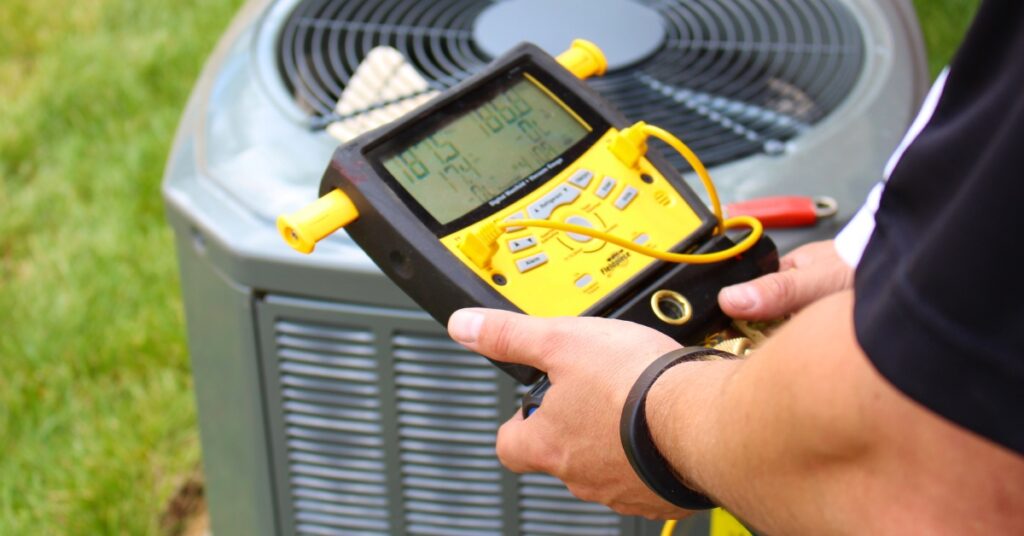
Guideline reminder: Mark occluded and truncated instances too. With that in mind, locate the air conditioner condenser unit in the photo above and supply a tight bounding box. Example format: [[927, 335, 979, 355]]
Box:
[[162, 1, 929, 534]]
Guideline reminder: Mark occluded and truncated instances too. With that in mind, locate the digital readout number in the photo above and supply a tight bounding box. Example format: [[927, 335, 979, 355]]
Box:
[[383, 77, 587, 224]]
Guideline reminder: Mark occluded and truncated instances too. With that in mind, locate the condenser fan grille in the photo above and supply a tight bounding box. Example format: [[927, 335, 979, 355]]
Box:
[[277, 0, 864, 168]]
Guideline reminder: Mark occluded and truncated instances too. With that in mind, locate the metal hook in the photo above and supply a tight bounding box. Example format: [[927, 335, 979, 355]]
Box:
[[813, 196, 839, 219]]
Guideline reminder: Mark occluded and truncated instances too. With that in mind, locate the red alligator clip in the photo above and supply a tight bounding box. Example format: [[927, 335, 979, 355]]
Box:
[[725, 196, 838, 228]]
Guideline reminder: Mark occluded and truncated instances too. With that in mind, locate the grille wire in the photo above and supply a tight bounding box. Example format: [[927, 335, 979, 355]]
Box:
[[276, 0, 864, 169]]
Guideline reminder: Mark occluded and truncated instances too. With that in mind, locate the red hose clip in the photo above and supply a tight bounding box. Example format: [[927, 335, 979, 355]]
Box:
[[725, 196, 838, 228]]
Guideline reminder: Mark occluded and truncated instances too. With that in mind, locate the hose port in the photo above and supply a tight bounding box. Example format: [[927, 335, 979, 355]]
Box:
[[651, 290, 692, 325]]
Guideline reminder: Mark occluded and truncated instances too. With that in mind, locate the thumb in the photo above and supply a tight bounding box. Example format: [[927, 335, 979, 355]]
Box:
[[719, 268, 829, 320], [448, 308, 566, 371]]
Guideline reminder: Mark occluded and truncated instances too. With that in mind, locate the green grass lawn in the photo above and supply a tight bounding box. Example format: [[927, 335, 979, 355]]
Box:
[[0, 0, 242, 533], [0, 0, 980, 533]]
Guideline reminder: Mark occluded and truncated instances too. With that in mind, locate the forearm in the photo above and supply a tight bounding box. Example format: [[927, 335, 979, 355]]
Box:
[[648, 291, 1024, 534]]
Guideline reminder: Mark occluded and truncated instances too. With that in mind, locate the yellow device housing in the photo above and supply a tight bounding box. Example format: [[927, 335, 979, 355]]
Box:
[[439, 128, 702, 317]]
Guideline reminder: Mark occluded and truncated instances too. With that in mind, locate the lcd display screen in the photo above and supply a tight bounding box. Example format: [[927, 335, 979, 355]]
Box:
[[381, 76, 590, 225]]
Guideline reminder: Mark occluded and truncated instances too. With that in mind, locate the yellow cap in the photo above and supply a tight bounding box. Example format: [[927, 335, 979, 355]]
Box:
[[608, 121, 649, 168], [458, 221, 504, 269], [555, 39, 608, 80], [277, 189, 359, 254]]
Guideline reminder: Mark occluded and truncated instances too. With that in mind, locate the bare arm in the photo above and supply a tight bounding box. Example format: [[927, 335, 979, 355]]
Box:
[[448, 291, 1024, 533], [649, 290, 1024, 533]]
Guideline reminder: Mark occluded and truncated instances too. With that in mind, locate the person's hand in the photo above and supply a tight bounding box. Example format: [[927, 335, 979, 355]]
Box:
[[447, 308, 693, 519], [718, 239, 853, 320]]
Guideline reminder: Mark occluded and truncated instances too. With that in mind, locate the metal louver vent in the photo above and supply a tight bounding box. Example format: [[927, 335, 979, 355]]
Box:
[[393, 331, 506, 535], [276, 0, 864, 168], [519, 473, 621, 536], [262, 299, 631, 535], [274, 319, 392, 535]]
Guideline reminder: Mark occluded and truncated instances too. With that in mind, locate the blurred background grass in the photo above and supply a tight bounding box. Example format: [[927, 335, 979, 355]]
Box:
[[0, 0, 982, 533]]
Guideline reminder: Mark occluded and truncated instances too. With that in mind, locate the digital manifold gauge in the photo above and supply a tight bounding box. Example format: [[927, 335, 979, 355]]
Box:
[[279, 40, 779, 393]]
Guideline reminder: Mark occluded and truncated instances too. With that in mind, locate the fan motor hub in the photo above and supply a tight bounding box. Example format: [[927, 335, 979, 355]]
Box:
[[473, 0, 666, 71]]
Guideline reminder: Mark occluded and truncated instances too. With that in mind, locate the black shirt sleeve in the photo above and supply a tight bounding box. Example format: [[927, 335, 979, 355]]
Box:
[[854, 0, 1024, 454]]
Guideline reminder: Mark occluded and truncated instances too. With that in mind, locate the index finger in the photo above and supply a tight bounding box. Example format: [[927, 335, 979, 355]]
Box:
[[494, 410, 549, 474]]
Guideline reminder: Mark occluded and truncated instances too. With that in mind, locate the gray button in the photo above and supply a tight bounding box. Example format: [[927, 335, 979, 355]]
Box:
[[507, 236, 537, 253], [575, 274, 594, 288], [596, 176, 617, 199], [614, 186, 639, 209], [564, 215, 594, 243], [515, 252, 548, 273], [568, 169, 594, 188], [504, 212, 525, 231], [633, 233, 650, 245], [528, 184, 581, 220]]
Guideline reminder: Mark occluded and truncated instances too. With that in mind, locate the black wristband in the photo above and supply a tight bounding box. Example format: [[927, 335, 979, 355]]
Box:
[[620, 347, 734, 510]]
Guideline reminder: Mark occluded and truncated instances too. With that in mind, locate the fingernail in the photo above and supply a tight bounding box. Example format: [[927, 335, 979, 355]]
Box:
[[722, 285, 758, 311], [449, 309, 485, 343]]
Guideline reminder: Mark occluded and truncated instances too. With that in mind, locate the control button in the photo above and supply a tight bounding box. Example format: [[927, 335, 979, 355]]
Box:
[[568, 169, 594, 188], [575, 274, 594, 288], [528, 184, 581, 220], [507, 236, 537, 253], [515, 252, 549, 273], [504, 212, 526, 232], [595, 176, 617, 199], [564, 215, 595, 243], [614, 186, 639, 209], [633, 233, 650, 245]]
